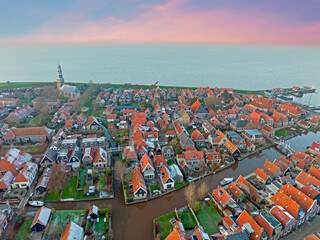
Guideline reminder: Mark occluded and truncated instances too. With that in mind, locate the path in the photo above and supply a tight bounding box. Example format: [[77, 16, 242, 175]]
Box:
[[283, 215, 320, 240]]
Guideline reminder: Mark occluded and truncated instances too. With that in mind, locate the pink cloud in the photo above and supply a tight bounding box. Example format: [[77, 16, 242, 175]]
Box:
[[3, 0, 320, 45]]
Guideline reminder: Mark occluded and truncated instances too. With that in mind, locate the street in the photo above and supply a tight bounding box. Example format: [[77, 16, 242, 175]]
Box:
[[283, 215, 320, 239]]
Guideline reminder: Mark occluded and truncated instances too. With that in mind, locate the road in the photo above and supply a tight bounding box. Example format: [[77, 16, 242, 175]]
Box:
[[283, 215, 320, 239]]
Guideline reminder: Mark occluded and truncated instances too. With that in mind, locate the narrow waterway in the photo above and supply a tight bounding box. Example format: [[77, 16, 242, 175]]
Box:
[[44, 131, 320, 240]]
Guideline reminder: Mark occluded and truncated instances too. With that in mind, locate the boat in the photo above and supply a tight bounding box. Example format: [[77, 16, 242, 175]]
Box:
[[28, 201, 44, 207], [292, 92, 303, 97], [220, 177, 233, 186]]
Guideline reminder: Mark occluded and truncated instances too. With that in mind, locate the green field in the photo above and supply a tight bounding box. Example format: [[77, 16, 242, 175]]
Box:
[[275, 128, 291, 137], [61, 176, 78, 199], [46, 190, 60, 201], [154, 212, 176, 239], [15, 217, 33, 240], [150, 184, 160, 192], [195, 202, 221, 235], [0, 82, 55, 90], [24, 145, 42, 153], [179, 210, 197, 228]]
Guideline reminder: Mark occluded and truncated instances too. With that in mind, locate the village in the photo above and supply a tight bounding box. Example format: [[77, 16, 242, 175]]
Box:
[[0, 65, 319, 239]]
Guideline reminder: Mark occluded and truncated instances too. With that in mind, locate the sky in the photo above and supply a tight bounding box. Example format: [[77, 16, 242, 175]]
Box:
[[1, 0, 320, 45]]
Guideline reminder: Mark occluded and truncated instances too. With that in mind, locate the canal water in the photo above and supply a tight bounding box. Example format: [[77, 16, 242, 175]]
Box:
[[44, 130, 320, 240]]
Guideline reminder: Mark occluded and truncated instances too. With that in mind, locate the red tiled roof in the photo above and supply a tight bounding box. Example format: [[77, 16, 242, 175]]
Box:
[[131, 166, 147, 195], [227, 182, 243, 199], [270, 192, 301, 219], [309, 166, 320, 180], [191, 129, 203, 141], [296, 171, 320, 188], [212, 187, 233, 206], [262, 160, 279, 176], [183, 150, 204, 161], [301, 186, 320, 200], [255, 168, 270, 181], [270, 205, 294, 228], [250, 97, 274, 110], [236, 210, 262, 240], [140, 154, 154, 172], [190, 100, 201, 113]]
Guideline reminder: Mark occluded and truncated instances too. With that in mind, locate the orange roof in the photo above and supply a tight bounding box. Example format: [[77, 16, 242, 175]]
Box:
[[212, 187, 233, 206], [0, 160, 18, 176], [270, 192, 301, 219], [160, 165, 171, 184], [273, 159, 289, 173], [227, 182, 243, 199], [262, 160, 279, 176], [304, 234, 320, 240], [165, 228, 188, 240], [140, 153, 154, 172], [301, 185, 320, 200], [250, 97, 274, 110], [222, 215, 235, 228], [296, 171, 320, 188], [131, 166, 147, 195], [183, 150, 204, 161], [236, 210, 262, 240], [31, 206, 51, 228], [191, 129, 203, 141], [225, 140, 238, 154], [154, 155, 167, 167], [190, 100, 201, 113], [289, 155, 306, 170], [4, 127, 51, 138], [255, 168, 270, 181], [166, 131, 176, 136], [132, 131, 143, 142], [278, 183, 315, 213], [236, 176, 262, 201], [270, 205, 294, 228], [249, 112, 261, 122], [309, 166, 320, 180], [93, 147, 107, 164]]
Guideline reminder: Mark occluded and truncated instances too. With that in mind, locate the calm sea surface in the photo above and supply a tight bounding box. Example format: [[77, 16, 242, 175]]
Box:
[[0, 44, 319, 103]]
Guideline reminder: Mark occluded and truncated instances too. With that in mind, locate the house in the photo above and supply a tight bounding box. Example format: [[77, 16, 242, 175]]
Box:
[[86, 116, 100, 130], [35, 168, 51, 194], [202, 120, 216, 133], [183, 150, 205, 172], [190, 226, 210, 240], [254, 211, 282, 240], [0, 171, 15, 192], [0, 210, 9, 236], [68, 147, 81, 169], [168, 164, 184, 183], [261, 124, 275, 138], [3, 127, 53, 144], [204, 150, 221, 167], [0, 97, 21, 107], [310, 142, 320, 155], [278, 183, 318, 220], [295, 171, 320, 189], [262, 160, 281, 178], [300, 186, 320, 206], [270, 205, 296, 237], [309, 166, 320, 181], [190, 100, 208, 118], [165, 221, 188, 240], [82, 148, 95, 165], [226, 131, 247, 149], [273, 159, 290, 175], [243, 129, 264, 144], [131, 167, 147, 200], [159, 166, 175, 190], [31, 206, 51, 232], [278, 103, 302, 118], [236, 176, 263, 203], [178, 132, 194, 150], [88, 205, 99, 219], [236, 210, 262, 240], [165, 131, 176, 139], [158, 143, 175, 160], [11, 162, 38, 189], [225, 140, 241, 158], [212, 187, 236, 208], [144, 131, 158, 143], [6, 105, 34, 123], [154, 155, 167, 172], [250, 97, 274, 112], [230, 119, 249, 131], [177, 109, 190, 124], [140, 154, 155, 180], [191, 129, 205, 146], [254, 168, 271, 184], [60, 221, 84, 240], [123, 146, 138, 163], [93, 147, 108, 169], [227, 182, 245, 203]]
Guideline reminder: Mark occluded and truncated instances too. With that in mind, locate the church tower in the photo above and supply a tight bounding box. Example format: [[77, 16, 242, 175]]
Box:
[[57, 64, 64, 89]]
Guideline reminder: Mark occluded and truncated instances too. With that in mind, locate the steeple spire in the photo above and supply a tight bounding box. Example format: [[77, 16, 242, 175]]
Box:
[[57, 63, 64, 89]]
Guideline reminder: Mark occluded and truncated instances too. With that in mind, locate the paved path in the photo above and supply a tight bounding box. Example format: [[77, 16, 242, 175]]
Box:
[[283, 215, 320, 240]]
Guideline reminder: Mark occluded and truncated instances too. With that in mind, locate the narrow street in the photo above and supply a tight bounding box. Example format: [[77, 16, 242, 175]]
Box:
[[283, 215, 320, 239]]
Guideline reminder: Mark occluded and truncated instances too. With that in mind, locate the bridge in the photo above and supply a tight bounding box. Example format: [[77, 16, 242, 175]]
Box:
[[275, 140, 295, 154], [106, 146, 125, 155]]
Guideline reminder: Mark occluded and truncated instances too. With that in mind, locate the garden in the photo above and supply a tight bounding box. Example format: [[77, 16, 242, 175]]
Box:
[[178, 210, 197, 228], [154, 211, 176, 240], [195, 202, 221, 235]]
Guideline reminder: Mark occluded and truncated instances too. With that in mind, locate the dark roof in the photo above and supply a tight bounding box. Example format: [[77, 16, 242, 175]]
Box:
[[226, 231, 249, 240], [231, 119, 249, 128]]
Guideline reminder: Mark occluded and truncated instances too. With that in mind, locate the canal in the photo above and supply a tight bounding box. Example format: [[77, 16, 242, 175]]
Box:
[[44, 130, 320, 240]]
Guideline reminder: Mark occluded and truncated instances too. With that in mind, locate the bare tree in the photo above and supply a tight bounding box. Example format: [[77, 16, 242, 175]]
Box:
[[114, 160, 126, 184], [204, 95, 219, 109], [47, 163, 67, 194], [197, 182, 209, 201], [184, 184, 197, 209]]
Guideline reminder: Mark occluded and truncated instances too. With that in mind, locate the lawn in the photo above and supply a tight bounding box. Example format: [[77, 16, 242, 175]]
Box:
[[195, 202, 221, 235], [154, 211, 176, 240], [46, 190, 60, 201], [150, 184, 160, 193], [94, 213, 107, 233], [275, 128, 291, 137], [179, 210, 197, 228], [24, 145, 42, 153], [174, 182, 187, 189], [0, 82, 55, 90], [46, 210, 86, 238], [99, 173, 106, 191], [61, 176, 78, 199], [76, 190, 97, 200], [167, 160, 174, 166], [15, 217, 33, 240], [79, 167, 89, 188]]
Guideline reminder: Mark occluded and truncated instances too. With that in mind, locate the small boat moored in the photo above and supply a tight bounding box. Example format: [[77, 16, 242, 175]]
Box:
[[220, 177, 233, 186], [28, 201, 44, 207]]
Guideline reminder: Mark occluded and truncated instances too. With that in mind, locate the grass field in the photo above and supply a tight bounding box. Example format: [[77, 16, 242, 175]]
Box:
[[99, 172, 106, 191], [0, 82, 55, 90], [45, 210, 86, 238], [154, 211, 176, 240], [46, 190, 60, 201], [79, 167, 89, 188], [61, 176, 78, 199], [195, 202, 221, 235], [179, 210, 197, 228], [24, 145, 42, 152], [94, 213, 107, 233], [150, 184, 160, 193], [76, 189, 97, 200], [174, 182, 187, 189], [275, 128, 291, 137], [15, 217, 33, 240]]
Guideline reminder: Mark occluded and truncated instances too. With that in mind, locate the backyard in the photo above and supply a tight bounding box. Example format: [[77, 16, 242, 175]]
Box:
[[15, 217, 33, 240], [154, 211, 176, 240], [179, 210, 197, 229], [275, 128, 291, 137], [46, 190, 60, 202], [195, 202, 221, 235], [61, 175, 78, 199], [45, 210, 86, 238]]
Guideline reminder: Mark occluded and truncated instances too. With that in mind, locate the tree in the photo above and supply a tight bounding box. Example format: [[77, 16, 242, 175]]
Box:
[[245, 121, 262, 130], [114, 160, 126, 184], [221, 90, 232, 103], [204, 95, 219, 109], [47, 163, 67, 194], [184, 184, 197, 210], [197, 182, 209, 201], [187, 97, 198, 106], [169, 138, 181, 154]]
